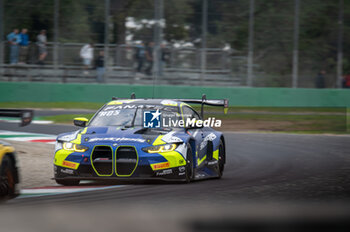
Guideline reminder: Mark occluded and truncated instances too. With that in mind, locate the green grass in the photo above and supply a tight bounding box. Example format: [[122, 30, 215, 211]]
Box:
[[39, 114, 94, 124], [193, 105, 346, 113], [0, 102, 103, 110]]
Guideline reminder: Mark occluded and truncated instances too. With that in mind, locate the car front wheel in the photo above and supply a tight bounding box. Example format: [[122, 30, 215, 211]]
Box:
[[0, 155, 16, 200]]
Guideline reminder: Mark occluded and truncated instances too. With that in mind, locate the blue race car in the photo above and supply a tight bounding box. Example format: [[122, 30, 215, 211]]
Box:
[[54, 95, 228, 185]]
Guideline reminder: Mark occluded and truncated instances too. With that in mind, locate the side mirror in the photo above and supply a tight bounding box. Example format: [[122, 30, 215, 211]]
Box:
[[73, 117, 88, 127]]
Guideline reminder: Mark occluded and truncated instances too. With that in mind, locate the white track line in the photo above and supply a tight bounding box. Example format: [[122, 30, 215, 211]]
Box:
[[18, 185, 125, 198]]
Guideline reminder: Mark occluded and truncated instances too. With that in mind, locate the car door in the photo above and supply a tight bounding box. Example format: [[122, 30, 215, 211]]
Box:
[[181, 106, 206, 167]]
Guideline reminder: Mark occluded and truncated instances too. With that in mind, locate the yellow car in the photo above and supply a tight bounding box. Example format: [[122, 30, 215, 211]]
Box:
[[0, 140, 19, 199], [0, 109, 33, 200]]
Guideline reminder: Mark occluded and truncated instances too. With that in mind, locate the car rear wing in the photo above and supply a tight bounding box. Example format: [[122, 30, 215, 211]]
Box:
[[112, 93, 229, 118], [0, 109, 34, 126], [177, 94, 229, 118]]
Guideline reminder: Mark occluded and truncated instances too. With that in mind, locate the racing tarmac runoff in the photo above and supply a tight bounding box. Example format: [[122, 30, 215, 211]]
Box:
[[1, 121, 350, 231]]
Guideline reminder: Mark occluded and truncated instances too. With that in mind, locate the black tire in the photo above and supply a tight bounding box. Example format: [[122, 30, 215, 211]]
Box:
[[0, 155, 16, 199], [217, 139, 225, 178], [55, 179, 80, 186], [185, 144, 194, 183]]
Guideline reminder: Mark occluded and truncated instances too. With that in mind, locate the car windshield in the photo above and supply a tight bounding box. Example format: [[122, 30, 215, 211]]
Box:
[[88, 105, 181, 128], [89, 108, 141, 127]]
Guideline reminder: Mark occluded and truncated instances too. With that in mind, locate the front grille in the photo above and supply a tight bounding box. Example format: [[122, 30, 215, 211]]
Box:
[[91, 146, 113, 176], [116, 146, 138, 176]]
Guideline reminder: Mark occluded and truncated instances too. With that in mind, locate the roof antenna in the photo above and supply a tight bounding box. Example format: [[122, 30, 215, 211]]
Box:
[[130, 93, 136, 99], [201, 94, 206, 119]]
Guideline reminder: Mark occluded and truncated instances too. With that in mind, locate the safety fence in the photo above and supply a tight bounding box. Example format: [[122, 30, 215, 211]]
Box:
[[0, 42, 244, 86]]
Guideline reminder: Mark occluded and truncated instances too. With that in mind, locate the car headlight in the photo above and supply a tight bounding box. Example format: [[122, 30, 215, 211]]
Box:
[[55, 141, 63, 151], [63, 142, 88, 152], [142, 144, 178, 153]]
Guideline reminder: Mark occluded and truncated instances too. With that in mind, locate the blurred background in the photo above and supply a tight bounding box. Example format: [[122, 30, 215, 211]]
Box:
[[1, 2, 350, 231], [0, 0, 349, 88]]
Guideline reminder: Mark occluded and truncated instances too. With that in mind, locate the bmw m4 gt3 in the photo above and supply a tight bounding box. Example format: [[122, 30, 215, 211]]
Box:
[[54, 96, 228, 185]]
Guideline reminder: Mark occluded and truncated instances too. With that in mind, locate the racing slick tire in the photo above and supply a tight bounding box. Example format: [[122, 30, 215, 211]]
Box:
[[217, 139, 225, 178], [185, 144, 194, 183], [0, 155, 16, 199], [55, 179, 80, 186]]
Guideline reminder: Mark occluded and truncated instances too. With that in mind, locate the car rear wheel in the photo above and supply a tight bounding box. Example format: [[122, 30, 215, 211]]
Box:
[[185, 144, 194, 183], [217, 140, 225, 178], [55, 179, 80, 186], [0, 155, 16, 199]]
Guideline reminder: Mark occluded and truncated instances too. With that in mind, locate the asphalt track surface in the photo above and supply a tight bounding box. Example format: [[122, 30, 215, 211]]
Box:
[[0, 120, 349, 208]]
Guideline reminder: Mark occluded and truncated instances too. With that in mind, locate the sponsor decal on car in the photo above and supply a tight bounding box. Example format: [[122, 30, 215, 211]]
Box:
[[161, 100, 178, 106], [151, 162, 170, 170], [60, 168, 74, 175], [88, 137, 145, 143], [199, 133, 217, 150], [103, 104, 174, 111], [62, 160, 78, 169], [208, 160, 218, 165], [156, 169, 173, 176], [97, 110, 121, 117]]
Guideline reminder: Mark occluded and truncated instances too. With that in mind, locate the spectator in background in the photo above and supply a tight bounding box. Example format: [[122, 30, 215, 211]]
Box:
[[7, 28, 21, 64], [36, 30, 47, 65], [145, 41, 154, 76], [95, 51, 105, 83], [80, 43, 94, 74], [342, 74, 350, 88], [315, 70, 326, 88], [160, 43, 170, 77], [135, 42, 145, 73], [19, 28, 29, 64]]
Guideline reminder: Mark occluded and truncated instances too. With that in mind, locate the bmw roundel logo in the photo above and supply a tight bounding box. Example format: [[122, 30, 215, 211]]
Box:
[[85, 137, 89, 142], [113, 143, 118, 147]]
